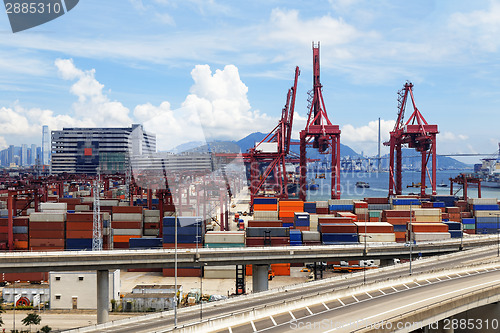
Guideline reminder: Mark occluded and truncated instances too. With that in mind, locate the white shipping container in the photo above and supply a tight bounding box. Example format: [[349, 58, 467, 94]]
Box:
[[143, 229, 160, 236], [412, 232, 451, 242], [253, 211, 279, 220], [113, 229, 142, 236], [205, 231, 245, 244], [75, 205, 90, 211], [204, 266, 236, 279], [414, 216, 441, 222], [112, 213, 143, 222], [144, 216, 160, 223], [301, 231, 321, 242], [29, 212, 66, 222], [468, 198, 498, 205], [40, 202, 67, 211], [358, 233, 396, 243], [413, 208, 442, 216], [100, 200, 120, 207], [144, 210, 161, 217], [475, 211, 500, 217], [328, 199, 354, 205], [316, 201, 328, 208]]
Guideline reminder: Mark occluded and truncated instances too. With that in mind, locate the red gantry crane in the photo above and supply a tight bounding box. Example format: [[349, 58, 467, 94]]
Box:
[[384, 82, 439, 197], [299, 42, 341, 201], [248, 66, 300, 209]]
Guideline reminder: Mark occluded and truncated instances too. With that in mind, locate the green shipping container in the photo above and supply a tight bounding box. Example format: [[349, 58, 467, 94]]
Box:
[[204, 243, 245, 248]]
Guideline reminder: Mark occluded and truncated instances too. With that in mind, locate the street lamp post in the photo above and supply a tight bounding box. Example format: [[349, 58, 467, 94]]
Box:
[[409, 203, 413, 276], [174, 212, 178, 328]]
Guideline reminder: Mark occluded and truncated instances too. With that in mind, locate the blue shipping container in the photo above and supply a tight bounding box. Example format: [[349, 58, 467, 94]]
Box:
[[163, 216, 203, 227], [443, 222, 461, 231], [473, 205, 500, 211], [163, 226, 202, 236], [129, 238, 162, 248], [321, 233, 358, 243], [254, 197, 278, 205], [13, 226, 28, 234], [163, 234, 202, 244], [449, 230, 463, 238], [393, 224, 407, 232], [66, 238, 93, 250]]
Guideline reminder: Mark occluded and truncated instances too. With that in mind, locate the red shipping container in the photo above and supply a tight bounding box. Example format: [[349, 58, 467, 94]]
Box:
[[13, 218, 29, 226], [162, 268, 201, 277], [113, 242, 130, 249], [30, 247, 64, 251], [14, 240, 28, 249], [66, 222, 93, 231], [320, 223, 357, 233], [281, 217, 294, 223], [421, 202, 434, 208], [112, 222, 142, 229], [29, 230, 65, 239], [369, 217, 380, 222], [246, 237, 289, 247], [364, 197, 389, 204], [356, 224, 393, 233], [58, 198, 82, 204], [0, 226, 8, 233], [383, 210, 414, 218], [410, 223, 448, 233], [66, 230, 94, 238], [0, 219, 7, 227], [67, 213, 93, 222], [446, 207, 460, 213], [318, 217, 353, 223], [385, 217, 409, 225], [29, 238, 65, 247], [0, 272, 48, 283], [464, 230, 476, 235], [295, 226, 310, 231], [14, 234, 28, 241], [354, 202, 368, 208], [29, 222, 65, 230], [395, 231, 407, 239], [441, 213, 449, 220], [127, 268, 162, 272], [112, 206, 143, 214], [460, 212, 472, 218]]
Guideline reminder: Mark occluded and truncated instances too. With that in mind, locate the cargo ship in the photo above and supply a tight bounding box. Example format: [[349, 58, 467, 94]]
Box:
[[473, 145, 500, 188]]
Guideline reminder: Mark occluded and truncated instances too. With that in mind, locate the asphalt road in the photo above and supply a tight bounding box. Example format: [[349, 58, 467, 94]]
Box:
[[65, 246, 500, 333]]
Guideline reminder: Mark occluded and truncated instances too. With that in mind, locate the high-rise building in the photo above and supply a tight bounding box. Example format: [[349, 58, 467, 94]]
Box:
[[50, 124, 156, 174], [30, 144, 37, 165], [42, 125, 50, 165], [21, 144, 27, 166], [7, 145, 14, 166]]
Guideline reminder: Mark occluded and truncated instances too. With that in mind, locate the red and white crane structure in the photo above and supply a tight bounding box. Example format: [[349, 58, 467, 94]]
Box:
[[384, 82, 439, 197]]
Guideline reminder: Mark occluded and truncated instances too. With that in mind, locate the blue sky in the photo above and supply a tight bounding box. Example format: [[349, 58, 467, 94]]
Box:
[[0, 0, 499, 162]]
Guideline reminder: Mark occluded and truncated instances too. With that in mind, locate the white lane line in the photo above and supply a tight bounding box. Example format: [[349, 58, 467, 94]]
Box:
[[456, 273, 462, 277], [403, 284, 410, 289], [366, 292, 373, 298], [466, 272, 472, 276], [324, 277, 500, 333], [229, 327, 233, 333], [289, 311, 296, 320], [391, 286, 398, 292], [379, 289, 386, 295], [251, 320, 257, 332], [425, 279, 431, 284], [352, 295, 359, 302], [446, 275, 452, 279], [270, 316, 277, 326], [322, 302, 329, 310], [414, 281, 421, 286], [306, 306, 313, 315], [338, 298, 345, 306], [436, 277, 442, 281]]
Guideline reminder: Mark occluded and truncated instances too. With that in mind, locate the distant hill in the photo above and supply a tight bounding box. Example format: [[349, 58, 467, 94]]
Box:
[[379, 148, 471, 170]]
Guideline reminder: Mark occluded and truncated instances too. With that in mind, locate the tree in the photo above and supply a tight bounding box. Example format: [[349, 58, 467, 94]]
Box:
[[40, 325, 52, 333], [21, 313, 41, 333]]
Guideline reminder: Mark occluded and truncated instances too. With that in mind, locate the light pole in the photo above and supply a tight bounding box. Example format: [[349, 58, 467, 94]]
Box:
[[409, 203, 413, 275], [174, 212, 178, 328]]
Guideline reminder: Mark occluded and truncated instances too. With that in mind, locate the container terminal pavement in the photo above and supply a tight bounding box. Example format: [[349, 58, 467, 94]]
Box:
[[60, 245, 500, 333], [0, 235, 499, 328]]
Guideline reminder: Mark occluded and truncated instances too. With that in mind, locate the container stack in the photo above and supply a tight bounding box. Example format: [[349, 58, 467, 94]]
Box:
[[66, 212, 94, 250], [365, 197, 391, 211], [469, 198, 500, 235], [40, 202, 67, 213], [13, 217, 29, 250], [204, 231, 245, 278], [409, 222, 450, 242], [461, 217, 476, 234], [413, 208, 442, 222], [329, 199, 354, 214], [253, 198, 279, 222], [355, 222, 395, 243], [443, 221, 462, 238], [301, 230, 321, 245], [431, 195, 457, 207], [289, 229, 302, 246], [445, 207, 461, 222], [381, 210, 414, 243], [354, 201, 369, 221], [143, 210, 161, 237], [162, 216, 203, 277], [29, 212, 66, 251], [58, 198, 83, 212], [315, 201, 329, 215], [390, 197, 421, 210], [368, 211, 381, 222], [245, 227, 290, 246], [111, 206, 144, 249], [279, 200, 304, 227], [319, 222, 358, 245], [294, 212, 310, 231]]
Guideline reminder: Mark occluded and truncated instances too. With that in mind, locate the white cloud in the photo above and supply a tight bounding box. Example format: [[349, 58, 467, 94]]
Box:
[[340, 119, 395, 156], [439, 131, 469, 142]]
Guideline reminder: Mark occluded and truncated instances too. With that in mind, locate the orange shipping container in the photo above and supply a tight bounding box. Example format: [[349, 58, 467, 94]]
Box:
[[279, 211, 295, 218], [66, 230, 94, 239], [295, 226, 310, 231], [14, 240, 28, 249], [66, 222, 93, 231], [29, 238, 65, 247], [271, 263, 290, 276], [113, 235, 140, 243], [395, 232, 407, 240], [254, 204, 278, 211], [411, 223, 448, 233]]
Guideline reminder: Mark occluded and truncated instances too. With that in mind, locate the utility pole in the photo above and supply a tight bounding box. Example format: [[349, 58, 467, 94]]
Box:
[[92, 168, 102, 251]]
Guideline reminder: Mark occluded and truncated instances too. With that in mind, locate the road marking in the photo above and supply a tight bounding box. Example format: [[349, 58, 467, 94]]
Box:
[[306, 306, 313, 315], [251, 320, 257, 332], [352, 295, 359, 302], [270, 316, 277, 326], [379, 289, 386, 295], [324, 277, 500, 333], [322, 302, 329, 310], [425, 279, 431, 283], [446, 275, 452, 279], [403, 284, 410, 289], [229, 327, 233, 333], [391, 286, 398, 292], [289, 311, 296, 320], [338, 298, 345, 306], [366, 292, 373, 298], [466, 272, 472, 275], [436, 277, 442, 281], [456, 273, 462, 277], [414, 281, 421, 286], [475, 270, 481, 274]]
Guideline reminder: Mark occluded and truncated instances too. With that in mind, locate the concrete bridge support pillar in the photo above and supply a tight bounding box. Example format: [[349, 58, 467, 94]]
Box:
[[97, 270, 109, 324], [252, 264, 269, 293]]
